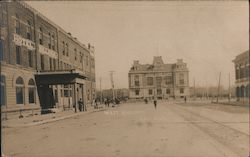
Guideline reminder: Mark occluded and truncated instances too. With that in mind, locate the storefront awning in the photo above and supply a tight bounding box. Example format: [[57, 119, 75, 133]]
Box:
[[35, 69, 87, 85]]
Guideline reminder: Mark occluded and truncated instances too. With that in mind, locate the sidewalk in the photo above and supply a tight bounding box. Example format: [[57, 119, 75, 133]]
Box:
[[2, 105, 107, 128]]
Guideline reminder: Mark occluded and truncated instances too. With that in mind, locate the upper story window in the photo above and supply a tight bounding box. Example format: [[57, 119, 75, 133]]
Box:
[[39, 27, 43, 45], [26, 20, 32, 40], [14, 14, 20, 35], [80, 52, 83, 63], [62, 41, 65, 55], [28, 50, 33, 67], [179, 73, 184, 85], [165, 76, 172, 85], [156, 77, 162, 87], [134, 75, 139, 86], [147, 77, 153, 86], [74, 48, 77, 61], [16, 46, 21, 65], [48, 33, 51, 49], [51, 34, 55, 50], [86, 55, 89, 66], [66, 43, 69, 56]]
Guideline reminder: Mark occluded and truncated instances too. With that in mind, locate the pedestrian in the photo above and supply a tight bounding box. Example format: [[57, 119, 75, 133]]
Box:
[[78, 98, 83, 112], [153, 97, 157, 109], [184, 96, 187, 103]]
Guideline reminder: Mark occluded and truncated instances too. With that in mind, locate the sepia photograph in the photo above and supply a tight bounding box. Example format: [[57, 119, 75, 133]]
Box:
[[0, 0, 249, 157]]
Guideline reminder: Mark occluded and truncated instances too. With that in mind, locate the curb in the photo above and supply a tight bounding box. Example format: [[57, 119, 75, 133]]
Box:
[[3, 108, 107, 128]]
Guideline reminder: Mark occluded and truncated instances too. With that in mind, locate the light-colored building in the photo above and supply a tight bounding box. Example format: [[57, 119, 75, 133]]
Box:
[[128, 56, 189, 99], [233, 50, 249, 103], [0, 1, 95, 118]]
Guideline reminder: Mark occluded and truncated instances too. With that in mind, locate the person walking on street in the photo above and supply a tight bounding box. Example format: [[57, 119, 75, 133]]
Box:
[[153, 97, 157, 109], [184, 96, 187, 103]]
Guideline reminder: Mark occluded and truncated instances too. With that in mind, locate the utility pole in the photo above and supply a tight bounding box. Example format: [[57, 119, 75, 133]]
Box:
[[217, 72, 221, 103], [193, 78, 196, 100], [100, 77, 102, 104], [229, 73, 231, 102], [109, 71, 115, 101]]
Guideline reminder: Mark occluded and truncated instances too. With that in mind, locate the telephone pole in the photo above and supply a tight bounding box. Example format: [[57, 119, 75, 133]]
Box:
[[216, 72, 221, 103], [100, 77, 102, 104], [229, 73, 231, 102], [109, 71, 115, 101]]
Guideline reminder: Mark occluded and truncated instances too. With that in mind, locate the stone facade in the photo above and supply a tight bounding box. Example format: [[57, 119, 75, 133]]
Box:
[[233, 50, 249, 103], [128, 56, 189, 99], [0, 2, 96, 115]]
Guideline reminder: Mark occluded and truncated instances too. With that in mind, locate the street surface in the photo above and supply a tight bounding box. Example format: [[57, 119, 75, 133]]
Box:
[[2, 101, 250, 157]]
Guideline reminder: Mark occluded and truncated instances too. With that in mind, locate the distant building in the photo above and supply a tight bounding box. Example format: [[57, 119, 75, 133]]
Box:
[[128, 56, 189, 99], [0, 2, 96, 117], [96, 88, 129, 100], [233, 50, 249, 103]]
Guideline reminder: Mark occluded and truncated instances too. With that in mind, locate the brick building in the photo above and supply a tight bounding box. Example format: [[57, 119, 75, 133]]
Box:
[[128, 56, 189, 99], [0, 1, 96, 117], [233, 50, 249, 103]]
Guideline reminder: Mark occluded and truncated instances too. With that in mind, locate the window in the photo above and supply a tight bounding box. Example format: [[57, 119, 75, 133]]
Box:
[[49, 58, 53, 70], [26, 20, 32, 40], [16, 46, 21, 64], [74, 48, 77, 61], [165, 76, 172, 85], [53, 59, 56, 70], [28, 79, 35, 104], [28, 50, 32, 67], [1, 75, 6, 106], [157, 89, 162, 95], [16, 77, 24, 104], [39, 27, 43, 45], [0, 40, 3, 61], [40, 55, 45, 70], [62, 41, 65, 55], [80, 53, 83, 63], [147, 77, 153, 86], [134, 75, 139, 86], [148, 89, 153, 95], [180, 88, 184, 94], [135, 89, 140, 95], [66, 43, 69, 56], [14, 14, 20, 34], [166, 89, 170, 94], [51, 34, 55, 50], [48, 33, 51, 49], [179, 74, 184, 85], [86, 55, 88, 66], [156, 77, 162, 87]]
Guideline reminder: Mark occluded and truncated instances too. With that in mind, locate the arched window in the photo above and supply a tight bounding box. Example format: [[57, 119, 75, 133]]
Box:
[[28, 79, 35, 104], [16, 77, 24, 104], [1, 75, 6, 106]]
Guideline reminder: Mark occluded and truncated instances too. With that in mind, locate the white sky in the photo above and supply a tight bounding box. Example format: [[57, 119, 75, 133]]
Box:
[[27, 1, 249, 89]]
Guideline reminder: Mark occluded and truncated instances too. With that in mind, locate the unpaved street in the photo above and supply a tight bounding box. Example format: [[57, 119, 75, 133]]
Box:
[[3, 102, 249, 157]]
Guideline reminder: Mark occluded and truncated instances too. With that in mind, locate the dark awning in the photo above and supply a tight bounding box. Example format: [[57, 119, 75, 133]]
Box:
[[35, 69, 87, 85]]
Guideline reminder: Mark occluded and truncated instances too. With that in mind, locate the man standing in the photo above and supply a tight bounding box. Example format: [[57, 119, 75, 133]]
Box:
[[153, 97, 157, 109]]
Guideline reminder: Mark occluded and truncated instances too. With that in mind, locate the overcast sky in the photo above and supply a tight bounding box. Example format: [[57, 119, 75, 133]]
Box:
[[27, 1, 249, 89]]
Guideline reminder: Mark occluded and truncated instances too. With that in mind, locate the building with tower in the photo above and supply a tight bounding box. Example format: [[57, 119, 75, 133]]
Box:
[[128, 56, 189, 99]]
